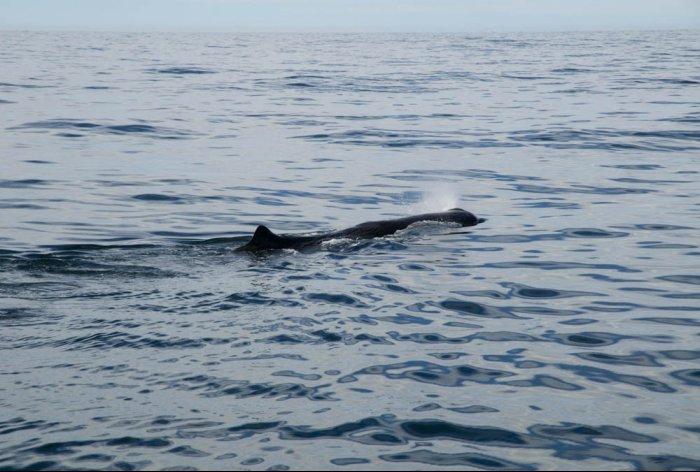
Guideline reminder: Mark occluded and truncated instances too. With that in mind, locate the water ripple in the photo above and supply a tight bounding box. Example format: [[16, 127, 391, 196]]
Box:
[[10, 119, 198, 139], [2, 30, 699, 471]]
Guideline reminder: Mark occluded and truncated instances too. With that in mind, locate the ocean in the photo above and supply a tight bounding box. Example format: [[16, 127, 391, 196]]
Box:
[[1, 30, 699, 470]]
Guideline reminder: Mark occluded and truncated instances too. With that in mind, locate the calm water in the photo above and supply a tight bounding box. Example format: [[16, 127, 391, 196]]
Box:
[[1, 31, 700, 471]]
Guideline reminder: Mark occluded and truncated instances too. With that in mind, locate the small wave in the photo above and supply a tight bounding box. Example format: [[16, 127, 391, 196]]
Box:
[[0, 418, 64, 436], [296, 127, 700, 151], [132, 193, 183, 202], [499, 283, 604, 299], [255, 76, 436, 94], [296, 129, 520, 149], [303, 292, 369, 307], [511, 183, 655, 196], [559, 228, 629, 239], [556, 363, 675, 393], [625, 78, 700, 86], [501, 74, 552, 80], [1, 253, 178, 278], [387, 168, 543, 183], [287, 82, 315, 88], [0, 82, 54, 88], [509, 128, 700, 152], [602, 164, 664, 170], [613, 223, 695, 231], [285, 74, 327, 80], [155, 373, 334, 401], [550, 87, 602, 94], [670, 369, 700, 386], [51, 332, 236, 351], [551, 67, 594, 73], [0, 307, 61, 327], [39, 242, 156, 252], [380, 449, 534, 469], [0, 179, 52, 188], [10, 119, 197, 139], [658, 275, 700, 286], [659, 113, 700, 123], [0, 203, 48, 210], [148, 67, 217, 75], [475, 260, 641, 273]]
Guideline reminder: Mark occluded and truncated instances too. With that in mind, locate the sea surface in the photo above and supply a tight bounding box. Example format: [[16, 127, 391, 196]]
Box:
[[1, 31, 699, 471]]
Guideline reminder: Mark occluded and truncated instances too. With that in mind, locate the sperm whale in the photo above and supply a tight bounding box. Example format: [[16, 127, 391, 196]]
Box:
[[235, 208, 484, 252]]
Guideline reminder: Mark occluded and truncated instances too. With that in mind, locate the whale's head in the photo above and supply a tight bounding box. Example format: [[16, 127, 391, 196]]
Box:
[[443, 208, 485, 226]]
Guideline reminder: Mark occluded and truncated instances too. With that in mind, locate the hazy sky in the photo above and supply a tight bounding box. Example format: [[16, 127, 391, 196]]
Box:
[[1, 0, 699, 32]]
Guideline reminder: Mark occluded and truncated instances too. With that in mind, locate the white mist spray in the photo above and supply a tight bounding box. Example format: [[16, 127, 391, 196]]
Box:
[[410, 186, 461, 214]]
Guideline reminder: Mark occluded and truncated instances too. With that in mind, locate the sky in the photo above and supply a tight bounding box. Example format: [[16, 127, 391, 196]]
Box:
[[1, 0, 699, 32]]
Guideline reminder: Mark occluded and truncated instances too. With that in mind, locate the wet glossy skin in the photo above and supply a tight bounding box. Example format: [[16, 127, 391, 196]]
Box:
[[235, 208, 483, 251]]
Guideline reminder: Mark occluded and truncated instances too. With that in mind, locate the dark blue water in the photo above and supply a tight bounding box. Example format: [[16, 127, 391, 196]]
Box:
[[1, 31, 699, 470]]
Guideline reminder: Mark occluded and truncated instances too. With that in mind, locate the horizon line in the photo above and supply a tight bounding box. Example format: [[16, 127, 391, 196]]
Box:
[[2, 27, 698, 34]]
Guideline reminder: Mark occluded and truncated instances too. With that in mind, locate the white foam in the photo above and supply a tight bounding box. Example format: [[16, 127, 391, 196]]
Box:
[[320, 237, 353, 249]]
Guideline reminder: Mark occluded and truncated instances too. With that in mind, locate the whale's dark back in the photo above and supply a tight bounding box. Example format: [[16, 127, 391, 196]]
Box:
[[235, 208, 483, 252]]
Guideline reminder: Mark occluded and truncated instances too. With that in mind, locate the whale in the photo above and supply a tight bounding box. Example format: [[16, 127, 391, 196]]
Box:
[[235, 208, 484, 252]]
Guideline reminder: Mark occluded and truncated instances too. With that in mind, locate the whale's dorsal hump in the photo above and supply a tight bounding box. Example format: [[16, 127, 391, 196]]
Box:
[[235, 225, 285, 251], [250, 225, 280, 246], [253, 225, 273, 239]]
